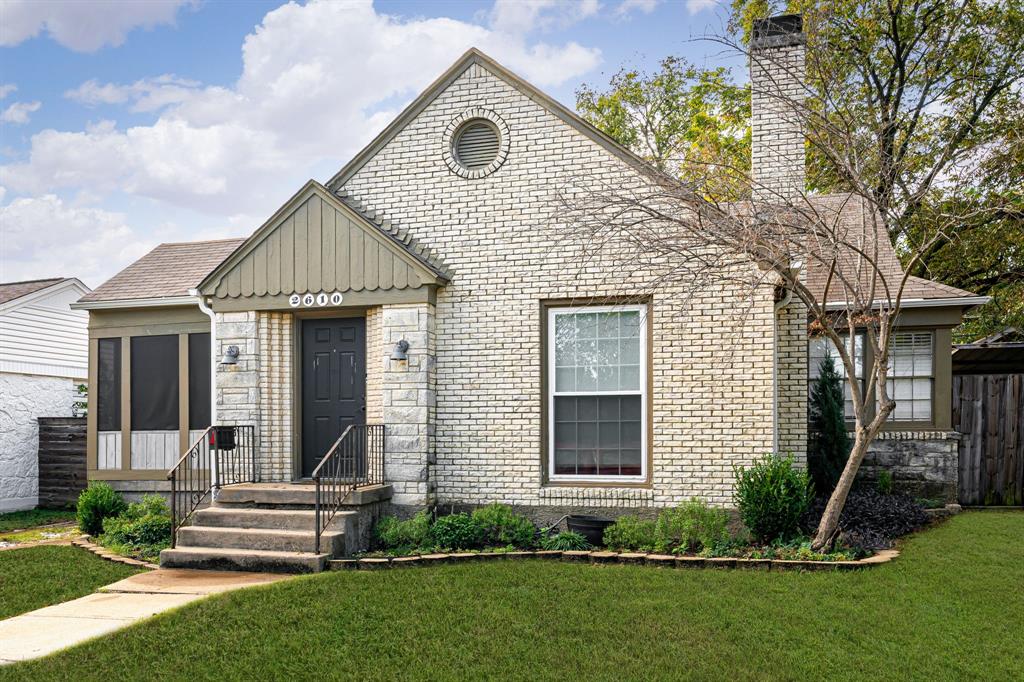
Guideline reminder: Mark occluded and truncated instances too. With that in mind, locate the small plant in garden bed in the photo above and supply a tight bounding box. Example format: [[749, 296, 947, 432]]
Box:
[[703, 537, 868, 562], [733, 454, 813, 544], [472, 504, 538, 548], [603, 516, 657, 552], [541, 531, 591, 551], [98, 494, 172, 563], [77, 482, 127, 536]]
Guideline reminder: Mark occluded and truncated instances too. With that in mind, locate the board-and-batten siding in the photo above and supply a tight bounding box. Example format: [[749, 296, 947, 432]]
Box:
[[213, 194, 424, 299], [98, 430, 205, 470], [0, 285, 88, 379]]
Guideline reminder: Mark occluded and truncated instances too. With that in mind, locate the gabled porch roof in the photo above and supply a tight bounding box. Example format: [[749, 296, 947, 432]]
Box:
[[198, 180, 448, 307]]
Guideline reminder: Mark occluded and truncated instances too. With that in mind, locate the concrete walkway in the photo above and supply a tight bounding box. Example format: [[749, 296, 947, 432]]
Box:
[[0, 569, 290, 665]]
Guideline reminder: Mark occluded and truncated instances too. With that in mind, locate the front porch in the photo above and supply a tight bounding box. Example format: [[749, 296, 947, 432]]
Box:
[[160, 480, 394, 573]]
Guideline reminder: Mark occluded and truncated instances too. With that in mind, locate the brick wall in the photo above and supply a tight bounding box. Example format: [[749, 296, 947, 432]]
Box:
[[750, 33, 806, 201], [776, 299, 808, 462], [340, 62, 784, 509], [258, 312, 293, 482]]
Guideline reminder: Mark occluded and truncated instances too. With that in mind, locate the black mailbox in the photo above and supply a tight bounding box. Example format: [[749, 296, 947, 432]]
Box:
[[208, 425, 237, 451]]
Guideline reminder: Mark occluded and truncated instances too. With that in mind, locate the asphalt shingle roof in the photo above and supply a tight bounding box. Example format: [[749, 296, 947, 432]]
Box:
[[80, 239, 246, 303], [802, 194, 979, 304], [0, 278, 66, 305]]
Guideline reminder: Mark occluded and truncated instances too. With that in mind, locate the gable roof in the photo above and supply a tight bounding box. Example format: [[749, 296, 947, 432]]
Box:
[[77, 238, 245, 306], [326, 48, 648, 191], [198, 180, 447, 299], [0, 278, 66, 305]]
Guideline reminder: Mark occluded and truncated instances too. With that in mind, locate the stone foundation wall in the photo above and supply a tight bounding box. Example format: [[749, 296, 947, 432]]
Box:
[[859, 431, 960, 503]]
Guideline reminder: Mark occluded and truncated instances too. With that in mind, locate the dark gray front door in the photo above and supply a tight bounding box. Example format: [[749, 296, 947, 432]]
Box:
[[301, 317, 366, 477]]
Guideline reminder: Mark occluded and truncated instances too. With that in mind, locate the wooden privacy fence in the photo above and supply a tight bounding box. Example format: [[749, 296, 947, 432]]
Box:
[[37, 417, 87, 508], [954, 374, 1024, 506]]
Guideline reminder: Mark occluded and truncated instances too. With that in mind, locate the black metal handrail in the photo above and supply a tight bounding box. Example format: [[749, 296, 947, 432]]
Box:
[[167, 424, 256, 548], [313, 424, 385, 554]]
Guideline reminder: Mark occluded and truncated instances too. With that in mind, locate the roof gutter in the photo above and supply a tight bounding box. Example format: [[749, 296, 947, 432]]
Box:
[[190, 288, 219, 497], [70, 295, 198, 311], [823, 296, 991, 311]]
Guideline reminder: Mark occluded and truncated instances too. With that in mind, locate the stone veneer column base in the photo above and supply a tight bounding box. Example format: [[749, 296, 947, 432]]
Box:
[[379, 303, 435, 508], [859, 431, 960, 503]]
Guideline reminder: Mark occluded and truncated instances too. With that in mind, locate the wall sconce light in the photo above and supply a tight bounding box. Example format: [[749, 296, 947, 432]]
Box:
[[390, 339, 410, 361], [221, 345, 240, 365]]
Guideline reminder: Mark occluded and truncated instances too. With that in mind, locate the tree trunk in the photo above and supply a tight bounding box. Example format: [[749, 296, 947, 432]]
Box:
[[811, 429, 872, 550]]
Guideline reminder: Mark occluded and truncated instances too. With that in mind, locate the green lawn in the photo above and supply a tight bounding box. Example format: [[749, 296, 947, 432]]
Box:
[[0, 508, 76, 533], [4, 512, 1022, 681], [0, 546, 141, 621]]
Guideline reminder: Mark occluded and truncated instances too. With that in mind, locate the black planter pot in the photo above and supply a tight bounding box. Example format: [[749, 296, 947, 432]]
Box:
[[567, 515, 614, 547]]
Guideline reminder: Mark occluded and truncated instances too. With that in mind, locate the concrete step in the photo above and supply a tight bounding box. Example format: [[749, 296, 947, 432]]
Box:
[[176, 525, 346, 555], [216, 482, 392, 508], [160, 546, 328, 574], [194, 506, 355, 533]]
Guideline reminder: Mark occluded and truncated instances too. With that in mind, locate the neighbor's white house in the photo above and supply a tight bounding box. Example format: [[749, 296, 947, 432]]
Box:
[[71, 16, 983, 571], [0, 277, 90, 512]]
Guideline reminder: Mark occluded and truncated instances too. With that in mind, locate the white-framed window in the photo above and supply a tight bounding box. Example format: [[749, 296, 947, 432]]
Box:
[[809, 333, 864, 419], [548, 304, 647, 482], [886, 331, 933, 422]]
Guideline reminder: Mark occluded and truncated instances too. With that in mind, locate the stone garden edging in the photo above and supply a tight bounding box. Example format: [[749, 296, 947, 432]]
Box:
[[330, 548, 899, 572], [71, 535, 158, 570]]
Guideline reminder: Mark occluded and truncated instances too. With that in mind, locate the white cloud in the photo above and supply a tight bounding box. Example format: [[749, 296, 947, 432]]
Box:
[[65, 75, 202, 112], [489, 0, 601, 34], [2, 0, 602, 220], [686, 0, 718, 14], [1, 100, 41, 124], [0, 192, 151, 287], [615, 0, 659, 17], [0, 84, 16, 100], [0, 0, 190, 52]]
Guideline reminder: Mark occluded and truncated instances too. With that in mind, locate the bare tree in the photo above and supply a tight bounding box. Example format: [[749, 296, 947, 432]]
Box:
[[560, 3, 1023, 548]]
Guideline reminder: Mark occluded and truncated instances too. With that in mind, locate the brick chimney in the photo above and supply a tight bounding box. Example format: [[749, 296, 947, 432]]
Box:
[[750, 14, 806, 202]]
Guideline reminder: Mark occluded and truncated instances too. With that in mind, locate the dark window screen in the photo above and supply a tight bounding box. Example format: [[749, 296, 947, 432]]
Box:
[[188, 333, 211, 430], [97, 338, 121, 431], [130, 335, 179, 431]]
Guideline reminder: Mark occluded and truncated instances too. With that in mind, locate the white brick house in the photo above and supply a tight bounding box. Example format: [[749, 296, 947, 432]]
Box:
[[72, 16, 982, 569]]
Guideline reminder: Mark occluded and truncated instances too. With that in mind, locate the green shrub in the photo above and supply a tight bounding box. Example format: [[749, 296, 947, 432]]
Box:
[[602, 516, 656, 551], [430, 513, 485, 550], [98, 494, 171, 561], [877, 470, 894, 495], [653, 499, 730, 554], [374, 511, 432, 550], [76, 482, 127, 536], [808, 353, 852, 494], [541, 531, 591, 551], [733, 454, 813, 543], [471, 504, 538, 548]]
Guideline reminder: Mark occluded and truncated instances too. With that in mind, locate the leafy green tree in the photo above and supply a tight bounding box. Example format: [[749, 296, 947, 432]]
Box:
[[729, 0, 1024, 338], [808, 354, 851, 494], [576, 56, 751, 200], [564, 0, 1023, 549]]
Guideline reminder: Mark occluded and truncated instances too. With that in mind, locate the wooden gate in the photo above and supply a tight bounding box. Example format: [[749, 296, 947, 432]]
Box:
[[37, 417, 87, 508], [953, 374, 1024, 505]]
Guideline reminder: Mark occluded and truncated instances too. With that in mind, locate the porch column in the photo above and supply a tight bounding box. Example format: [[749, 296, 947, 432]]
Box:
[[379, 303, 435, 509]]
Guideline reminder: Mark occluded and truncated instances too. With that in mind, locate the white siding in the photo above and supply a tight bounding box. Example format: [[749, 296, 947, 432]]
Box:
[[97, 431, 121, 470], [130, 431, 181, 471], [0, 283, 89, 379]]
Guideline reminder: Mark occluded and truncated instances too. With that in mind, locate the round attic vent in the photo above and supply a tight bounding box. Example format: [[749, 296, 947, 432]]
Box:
[[442, 108, 510, 179], [453, 120, 500, 170]]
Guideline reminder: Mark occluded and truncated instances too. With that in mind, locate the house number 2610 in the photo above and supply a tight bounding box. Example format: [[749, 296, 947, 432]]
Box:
[[289, 292, 344, 307]]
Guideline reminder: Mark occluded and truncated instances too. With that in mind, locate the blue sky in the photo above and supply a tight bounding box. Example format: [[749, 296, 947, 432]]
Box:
[[0, 0, 737, 287]]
